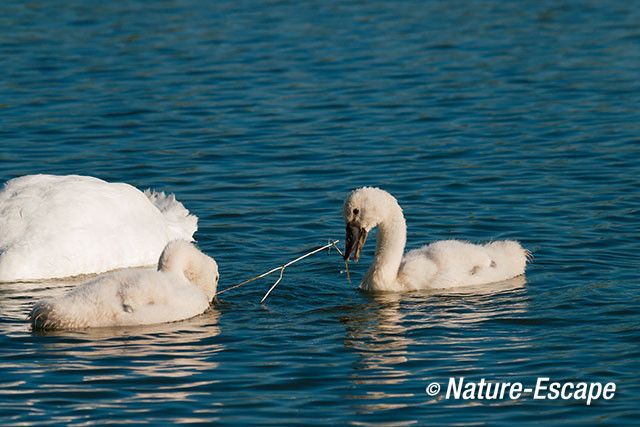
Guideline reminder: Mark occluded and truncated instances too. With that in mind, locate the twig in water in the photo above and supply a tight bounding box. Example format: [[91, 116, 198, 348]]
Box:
[[215, 266, 282, 296], [260, 240, 340, 303], [329, 240, 353, 289], [215, 240, 352, 302]]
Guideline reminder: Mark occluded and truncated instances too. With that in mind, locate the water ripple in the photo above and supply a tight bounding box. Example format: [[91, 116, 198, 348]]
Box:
[[1, 0, 639, 425]]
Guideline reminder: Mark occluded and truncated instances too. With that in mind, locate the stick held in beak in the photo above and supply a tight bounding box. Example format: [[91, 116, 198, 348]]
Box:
[[344, 222, 368, 262]]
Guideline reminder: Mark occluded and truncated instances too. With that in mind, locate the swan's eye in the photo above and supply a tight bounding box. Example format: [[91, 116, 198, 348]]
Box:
[[353, 208, 359, 215]]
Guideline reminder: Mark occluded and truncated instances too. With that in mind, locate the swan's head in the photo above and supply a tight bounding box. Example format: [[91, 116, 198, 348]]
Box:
[[342, 187, 400, 262], [158, 240, 219, 300]]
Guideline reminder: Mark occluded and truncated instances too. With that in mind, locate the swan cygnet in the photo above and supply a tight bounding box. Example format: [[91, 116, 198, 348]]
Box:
[[0, 174, 197, 282], [342, 187, 530, 291], [30, 240, 219, 330]]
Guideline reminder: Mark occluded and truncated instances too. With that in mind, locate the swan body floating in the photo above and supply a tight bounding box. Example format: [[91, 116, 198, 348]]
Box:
[[30, 240, 218, 330], [342, 187, 529, 291], [0, 174, 197, 282]]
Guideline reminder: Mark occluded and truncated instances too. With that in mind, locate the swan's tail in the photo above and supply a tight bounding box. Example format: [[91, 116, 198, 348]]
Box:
[[144, 190, 198, 242], [30, 301, 64, 330]]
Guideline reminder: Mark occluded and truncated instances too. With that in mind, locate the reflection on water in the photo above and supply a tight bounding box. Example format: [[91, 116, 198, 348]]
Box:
[[0, 277, 86, 334], [0, 310, 224, 424], [1, 0, 639, 423], [341, 276, 529, 416], [0, 277, 223, 421], [342, 293, 416, 417], [345, 294, 415, 383]]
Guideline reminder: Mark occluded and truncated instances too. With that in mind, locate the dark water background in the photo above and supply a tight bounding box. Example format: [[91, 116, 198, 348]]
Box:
[[1, 0, 639, 425]]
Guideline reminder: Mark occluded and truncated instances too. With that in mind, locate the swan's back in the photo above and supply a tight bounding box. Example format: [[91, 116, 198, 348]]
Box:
[[0, 174, 197, 281], [30, 240, 218, 330], [30, 269, 210, 330], [398, 240, 528, 289]]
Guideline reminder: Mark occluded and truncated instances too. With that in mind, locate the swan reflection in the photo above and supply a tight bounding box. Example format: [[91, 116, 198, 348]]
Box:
[[341, 276, 529, 415], [1, 277, 223, 384]]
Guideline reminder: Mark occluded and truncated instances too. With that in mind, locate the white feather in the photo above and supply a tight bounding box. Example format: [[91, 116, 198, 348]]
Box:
[[343, 187, 530, 291], [0, 174, 197, 282], [30, 240, 218, 330]]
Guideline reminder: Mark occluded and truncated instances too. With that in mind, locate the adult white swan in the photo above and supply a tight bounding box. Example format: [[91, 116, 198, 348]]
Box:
[[30, 240, 218, 330], [342, 187, 530, 291], [0, 174, 197, 282]]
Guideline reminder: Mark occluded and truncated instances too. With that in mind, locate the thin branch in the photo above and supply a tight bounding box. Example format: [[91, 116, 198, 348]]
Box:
[[215, 266, 282, 296], [215, 240, 349, 301], [260, 240, 339, 303]]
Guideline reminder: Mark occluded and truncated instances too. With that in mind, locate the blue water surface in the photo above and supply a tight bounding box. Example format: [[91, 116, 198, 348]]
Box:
[[1, 0, 639, 425]]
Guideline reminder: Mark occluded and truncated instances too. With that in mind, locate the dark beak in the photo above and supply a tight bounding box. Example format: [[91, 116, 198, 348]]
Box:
[[344, 221, 368, 262]]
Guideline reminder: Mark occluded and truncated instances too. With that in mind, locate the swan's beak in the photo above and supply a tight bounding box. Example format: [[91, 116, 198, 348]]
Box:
[[344, 222, 368, 262]]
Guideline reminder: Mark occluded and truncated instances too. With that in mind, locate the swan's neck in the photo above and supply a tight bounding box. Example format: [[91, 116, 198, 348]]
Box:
[[158, 241, 218, 300], [363, 204, 407, 291]]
